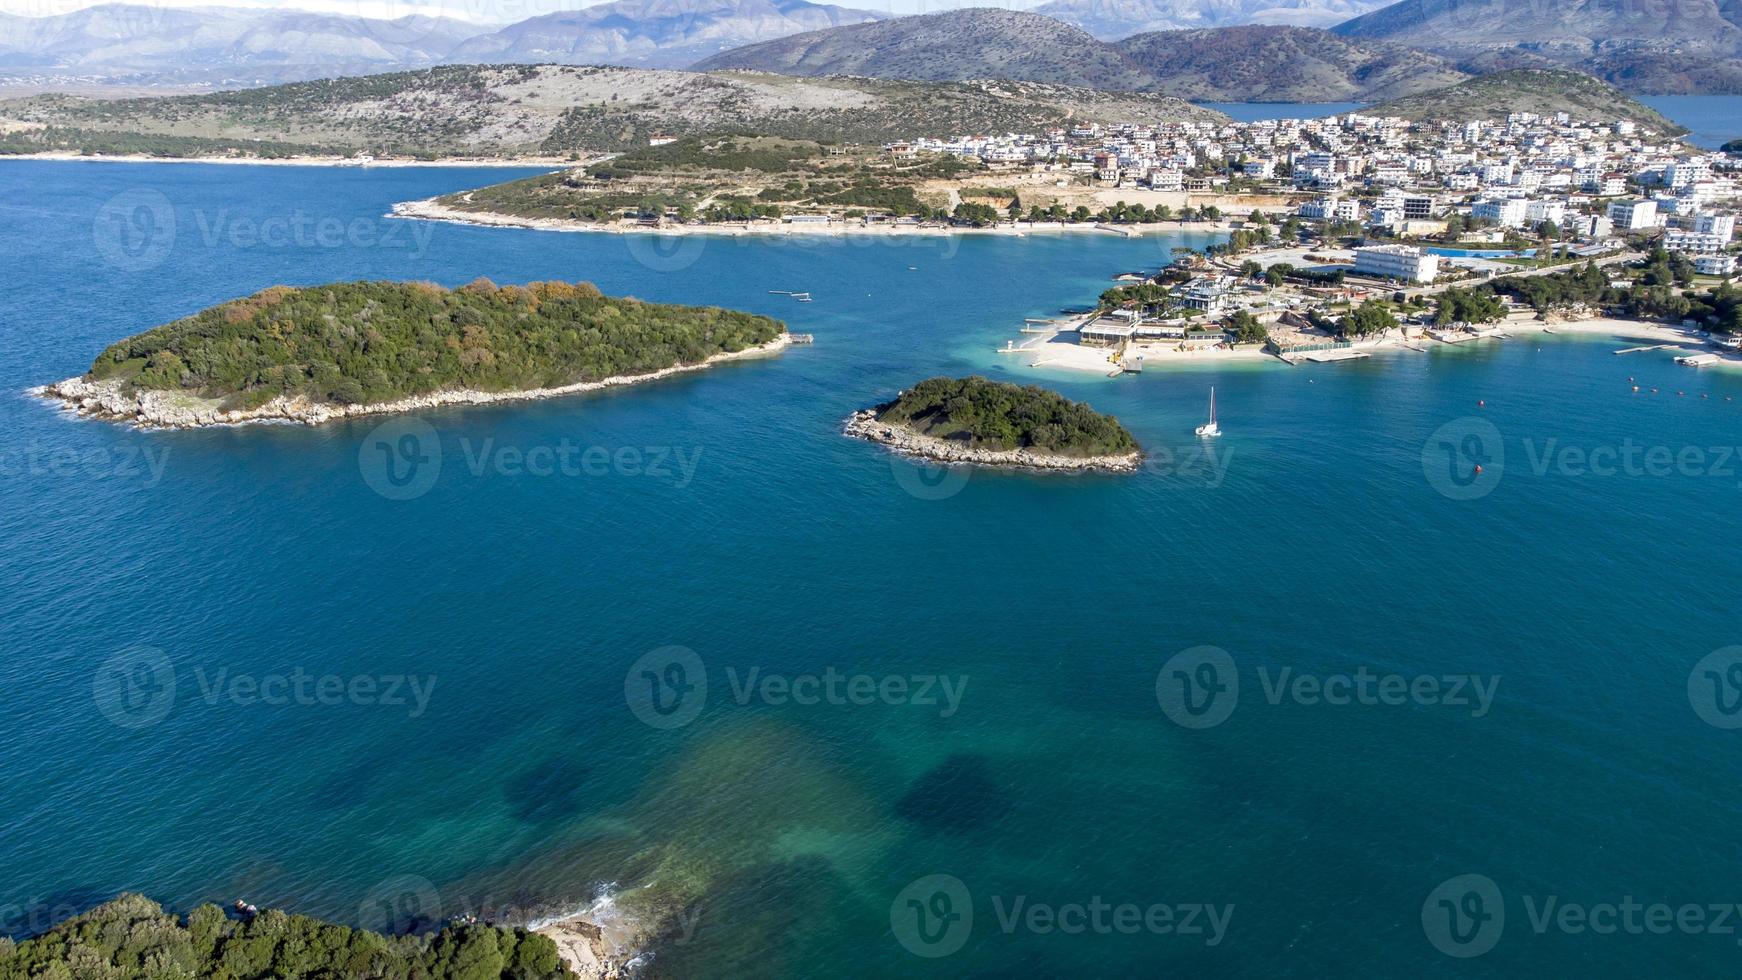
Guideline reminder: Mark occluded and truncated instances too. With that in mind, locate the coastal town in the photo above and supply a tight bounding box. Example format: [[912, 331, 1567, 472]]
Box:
[[884, 109, 1742, 372]]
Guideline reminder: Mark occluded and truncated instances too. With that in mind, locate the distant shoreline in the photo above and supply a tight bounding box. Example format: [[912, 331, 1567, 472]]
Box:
[[389, 196, 1234, 238], [0, 151, 571, 168], [34, 334, 792, 429]]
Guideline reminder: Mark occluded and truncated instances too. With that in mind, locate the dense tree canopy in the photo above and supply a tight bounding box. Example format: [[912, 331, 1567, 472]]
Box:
[[875, 376, 1137, 456], [89, 280, 785, 408], [0, 895, 567, 980]]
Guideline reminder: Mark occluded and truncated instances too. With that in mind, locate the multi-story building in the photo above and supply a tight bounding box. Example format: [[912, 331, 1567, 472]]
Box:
[[1664, 231, 1727, 255], [1473, 198, 1529, 228], [1694, 213, 1735, 243], [1694, 254, 1736, 276], [1607, 199, 1659, 230], [1353, 244, 1440, 283]]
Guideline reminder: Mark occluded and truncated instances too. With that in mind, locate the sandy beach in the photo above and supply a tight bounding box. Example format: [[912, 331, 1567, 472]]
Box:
[[1012, 316, 1739, 375]]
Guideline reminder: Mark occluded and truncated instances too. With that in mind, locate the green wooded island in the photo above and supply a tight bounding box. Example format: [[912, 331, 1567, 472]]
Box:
[[0, 894, 569, 980], [845, 375, 1142, 472], [36, 279, 789, 427]]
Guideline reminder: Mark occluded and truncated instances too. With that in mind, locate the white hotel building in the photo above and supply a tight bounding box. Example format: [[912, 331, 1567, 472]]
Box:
[[1353, 244, 1441, 284]]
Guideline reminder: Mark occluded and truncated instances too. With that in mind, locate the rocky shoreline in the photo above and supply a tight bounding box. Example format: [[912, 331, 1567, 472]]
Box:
[[33, 335, 791, 429], [843, 409, 1142, 473]]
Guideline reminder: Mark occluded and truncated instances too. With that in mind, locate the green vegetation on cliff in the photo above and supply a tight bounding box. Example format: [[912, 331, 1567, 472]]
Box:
[[874, 376, 1137, 456], [1367, 70, 1685, 132], [88, 279, 785, 408], [0, 894, 566, 980]]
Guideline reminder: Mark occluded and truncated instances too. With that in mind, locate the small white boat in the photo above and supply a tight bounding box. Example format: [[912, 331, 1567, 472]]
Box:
[[1195, 386, 1221, 438], [791, 292, 813, 302]]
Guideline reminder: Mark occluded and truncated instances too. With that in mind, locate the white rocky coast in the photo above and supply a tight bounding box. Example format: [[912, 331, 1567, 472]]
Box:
[[843, 409, 1142, 473], [34, 335, 791, 429]]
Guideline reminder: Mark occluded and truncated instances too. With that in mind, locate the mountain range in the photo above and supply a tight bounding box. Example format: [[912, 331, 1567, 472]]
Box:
[[1032, 0, 1391, 38], [443, 0, 886, 69], [0, 0, 886, 88], [694, 11, 1471, 101], [0, 0, 1737, 95], [1334, 0, 1742, 93]]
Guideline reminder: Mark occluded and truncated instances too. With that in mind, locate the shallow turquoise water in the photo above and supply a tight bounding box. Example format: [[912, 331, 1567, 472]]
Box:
[[4, 162, 1742, 977]]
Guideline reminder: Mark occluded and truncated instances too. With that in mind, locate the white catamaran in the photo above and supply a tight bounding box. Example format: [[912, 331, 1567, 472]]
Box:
[[1195, 387, 1221, 438]]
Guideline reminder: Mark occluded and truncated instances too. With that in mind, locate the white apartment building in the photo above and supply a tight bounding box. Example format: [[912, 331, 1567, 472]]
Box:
[[1353, 244, 1441, 283], [1300, 198, 1360, 221], [1472, 198, 1529, 228], [1607, 199, 1659, 230], [1694, 255, 1736, 276], [1664, 231, 1728, 255], [1694, 213, 1735, 242]]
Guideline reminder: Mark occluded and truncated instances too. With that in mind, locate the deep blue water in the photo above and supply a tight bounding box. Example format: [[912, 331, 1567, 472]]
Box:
[[1638, 96, 1742, 148], [5, 161, 1742, 977]]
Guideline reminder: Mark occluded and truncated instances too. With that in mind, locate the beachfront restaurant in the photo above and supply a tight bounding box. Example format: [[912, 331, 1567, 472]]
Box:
[[1080, 310, 1139, 347]]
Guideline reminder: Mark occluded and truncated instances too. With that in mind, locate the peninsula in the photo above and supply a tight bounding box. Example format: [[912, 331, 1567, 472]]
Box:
[[0, 894, 568, 980], [36, 279, 788, 428], [845, 376, 1142, 472]]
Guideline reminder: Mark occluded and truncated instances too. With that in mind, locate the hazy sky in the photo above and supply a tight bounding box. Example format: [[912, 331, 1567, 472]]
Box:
[[0, 0, 1029, 22]]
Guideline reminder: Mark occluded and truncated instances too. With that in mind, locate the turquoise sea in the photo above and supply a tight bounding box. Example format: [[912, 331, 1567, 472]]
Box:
[[5, 161, 1742, 977]]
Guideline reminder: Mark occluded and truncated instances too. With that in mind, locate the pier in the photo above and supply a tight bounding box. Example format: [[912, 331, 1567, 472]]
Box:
[[1614, 344, 1679, 355], [1676, 353, 1719, 367]]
